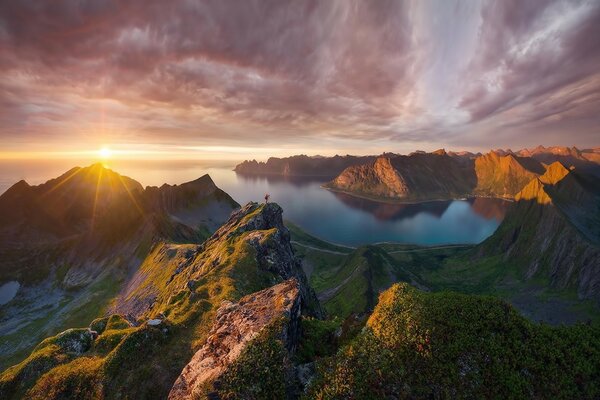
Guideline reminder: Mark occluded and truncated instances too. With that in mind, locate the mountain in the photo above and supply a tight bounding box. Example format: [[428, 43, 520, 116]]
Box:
[[324, 150, 475, 201], [144, 174, 239, 232], [0, 163, 144, 246], [234, 154, 375, 177], [516, 145, 600, 176], [0, 202, 321, 399], [477, 161, 600, 301], [307, 283, 600, 398], [473, 151, 545, 198], [325, 150, 550, 201], [237, 146, 600, 202], [0, 164, 239, 370], [316, 246, 427, 317]]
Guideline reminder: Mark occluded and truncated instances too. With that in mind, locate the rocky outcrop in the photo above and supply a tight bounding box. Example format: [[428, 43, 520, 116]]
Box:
[[473, 151, 544, 198], [169, 279, 302, 399], [203, 202, 322, 316], [325, 151, 475, 201]]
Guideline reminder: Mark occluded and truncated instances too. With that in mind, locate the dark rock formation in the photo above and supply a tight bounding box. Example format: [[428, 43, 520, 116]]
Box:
[[234, 154, 375, 177]]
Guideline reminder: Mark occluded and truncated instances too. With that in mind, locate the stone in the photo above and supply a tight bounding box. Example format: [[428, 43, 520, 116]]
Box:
[[168, 279, 302, 399]]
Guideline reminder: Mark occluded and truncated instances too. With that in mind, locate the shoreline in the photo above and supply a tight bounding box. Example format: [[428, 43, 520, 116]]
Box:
[[321, 185, 514, 205]]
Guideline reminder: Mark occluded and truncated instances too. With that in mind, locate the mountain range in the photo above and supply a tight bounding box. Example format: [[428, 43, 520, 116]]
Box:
[[0, 163, 239, 371], [1, 151, 599, 399], [235, 146, 600, 202]]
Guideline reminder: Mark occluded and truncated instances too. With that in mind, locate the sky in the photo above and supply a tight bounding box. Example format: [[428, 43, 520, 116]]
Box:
[[0, 0, 599, 160]]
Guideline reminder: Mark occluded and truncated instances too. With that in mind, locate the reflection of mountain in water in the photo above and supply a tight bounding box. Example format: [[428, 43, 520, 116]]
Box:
[[332, 191, 509, 222], [468, 197, 511, 221], [235, 172, 329, 188], [332, 191, 451, 221]]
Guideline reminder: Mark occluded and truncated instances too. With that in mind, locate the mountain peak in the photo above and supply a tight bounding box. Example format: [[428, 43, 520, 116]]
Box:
[[3, 179, 31, 196], [515, 178, 552, 204], [540, 161, 570, 185]]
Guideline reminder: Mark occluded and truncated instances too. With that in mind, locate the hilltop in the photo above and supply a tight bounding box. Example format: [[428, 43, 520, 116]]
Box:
[[0, 164, 239, 369]]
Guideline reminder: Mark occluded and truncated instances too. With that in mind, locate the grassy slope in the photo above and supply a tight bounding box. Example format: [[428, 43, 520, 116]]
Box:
[[308, 283, 600, 399], [289, 224, 600, 323], [0, 203, 302, 399]]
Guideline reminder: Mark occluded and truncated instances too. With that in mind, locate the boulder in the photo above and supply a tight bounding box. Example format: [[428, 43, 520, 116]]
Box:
[[168, 279, 302, 399]]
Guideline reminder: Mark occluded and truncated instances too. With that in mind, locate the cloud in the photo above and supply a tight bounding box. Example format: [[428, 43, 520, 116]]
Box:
[[0, 0, 598, 154]]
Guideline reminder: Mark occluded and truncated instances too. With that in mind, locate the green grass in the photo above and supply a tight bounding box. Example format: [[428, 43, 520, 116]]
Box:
[[286, 221, 353, 254], [308, 283, 600, 399], [0, 202, 309, 399]]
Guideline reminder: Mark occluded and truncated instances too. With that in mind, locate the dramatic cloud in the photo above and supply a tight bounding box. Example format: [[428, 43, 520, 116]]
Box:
[[0, 0, 598, 156]]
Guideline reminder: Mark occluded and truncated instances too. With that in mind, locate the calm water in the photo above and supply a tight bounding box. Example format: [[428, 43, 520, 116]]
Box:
[[0, 281, 20, 305], [0, 159, 509, 246]]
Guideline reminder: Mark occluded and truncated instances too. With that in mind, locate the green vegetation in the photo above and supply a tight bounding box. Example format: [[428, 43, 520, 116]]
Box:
[[296, 317, 341, 364], [286, 221, 353, 254], [27, 357, 104, 400], [308, 283, 600, 399], [207, 318, 289, 400], [0, 202, 306, 399]]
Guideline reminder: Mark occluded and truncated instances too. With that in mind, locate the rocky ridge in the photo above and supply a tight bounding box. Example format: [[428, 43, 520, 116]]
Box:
[[234, 154, 376, 177], [169, 279, 301, 399], [478, 161, 600, 300], [0, 199, 322, 399], [325, 150, 475, 201], [0, 164, 239, 370]]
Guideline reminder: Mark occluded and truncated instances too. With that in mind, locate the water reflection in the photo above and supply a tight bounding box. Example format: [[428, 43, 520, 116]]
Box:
[[0, 160, 510, 246], [331, 191, 510, 222], [235, 172, 330, 188], [210, 169, 509, 246], [0, 281, 20, 305], [331, 191, 452, 221]]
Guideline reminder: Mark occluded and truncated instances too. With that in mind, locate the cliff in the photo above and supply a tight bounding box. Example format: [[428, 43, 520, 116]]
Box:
[[473, 151, 544, 198], [325, 151, 475, 201], [0, 201, 321, 399], [478, 162, 600, 301]]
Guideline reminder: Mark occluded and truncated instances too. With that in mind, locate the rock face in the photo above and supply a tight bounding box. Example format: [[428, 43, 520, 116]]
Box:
[[234, 154, 375, 177], [204, 202, 322, 315], [473, 151, 544, 198], [479, 162, 600, 301], [169, 279, 301, 399], [326, 151, 475, 201], [144, 174, 239, 231]]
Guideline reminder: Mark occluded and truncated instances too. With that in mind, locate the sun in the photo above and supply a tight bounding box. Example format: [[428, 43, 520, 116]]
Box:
[[98, 146, 112, 159]]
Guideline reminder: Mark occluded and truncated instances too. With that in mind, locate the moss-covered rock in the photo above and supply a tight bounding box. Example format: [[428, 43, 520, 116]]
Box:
[[308, 283, 600, 399], [26, 357, 103, 400]]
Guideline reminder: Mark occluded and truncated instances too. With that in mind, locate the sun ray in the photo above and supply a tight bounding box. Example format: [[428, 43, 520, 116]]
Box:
[[90, 167, 104, 232], [41, 167, 84, 197], [117, 174, 145, 216]]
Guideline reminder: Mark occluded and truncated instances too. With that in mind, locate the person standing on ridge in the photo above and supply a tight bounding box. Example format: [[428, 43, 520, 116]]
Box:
[[264, 193, 270, 203]]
